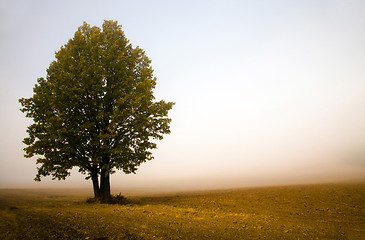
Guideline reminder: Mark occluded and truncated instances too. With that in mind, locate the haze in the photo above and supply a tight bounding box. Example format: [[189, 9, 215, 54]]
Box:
[[1, 0, 364, 191]]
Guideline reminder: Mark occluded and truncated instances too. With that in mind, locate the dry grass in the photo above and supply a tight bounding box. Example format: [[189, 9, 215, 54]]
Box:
[[0, 182, 364, 239]]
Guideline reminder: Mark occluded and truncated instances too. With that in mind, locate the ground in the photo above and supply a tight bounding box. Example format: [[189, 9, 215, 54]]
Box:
[[0, 182, 364, 239]]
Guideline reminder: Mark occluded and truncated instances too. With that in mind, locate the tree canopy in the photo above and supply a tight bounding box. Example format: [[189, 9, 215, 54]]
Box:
[[19, 20, 174, 199]]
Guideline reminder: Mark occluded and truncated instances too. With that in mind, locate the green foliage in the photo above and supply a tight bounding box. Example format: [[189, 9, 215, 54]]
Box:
[[19, 20, 174, 183]]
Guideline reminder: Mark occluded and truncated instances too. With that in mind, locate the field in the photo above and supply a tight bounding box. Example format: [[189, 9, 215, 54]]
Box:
[[0, 182, 364, 239]]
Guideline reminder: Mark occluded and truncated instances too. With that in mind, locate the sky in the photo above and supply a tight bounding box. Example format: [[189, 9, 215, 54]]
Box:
[[1, 0, 365, 191]]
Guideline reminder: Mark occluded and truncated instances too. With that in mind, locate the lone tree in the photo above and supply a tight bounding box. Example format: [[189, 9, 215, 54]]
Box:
[[19, 20, 174, 199]]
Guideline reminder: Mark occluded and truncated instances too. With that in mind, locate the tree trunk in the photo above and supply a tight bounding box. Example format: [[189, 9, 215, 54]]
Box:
[[100, 169, 111, 199], [91, 167, 100, 198], [100, 155, 111, 199]]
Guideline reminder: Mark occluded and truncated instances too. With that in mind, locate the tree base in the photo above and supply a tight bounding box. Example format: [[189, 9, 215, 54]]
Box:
[[86, 193, 128, 205]]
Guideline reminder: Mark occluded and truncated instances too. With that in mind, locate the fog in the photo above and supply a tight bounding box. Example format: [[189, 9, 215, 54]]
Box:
[[1, 0, 365, 191]]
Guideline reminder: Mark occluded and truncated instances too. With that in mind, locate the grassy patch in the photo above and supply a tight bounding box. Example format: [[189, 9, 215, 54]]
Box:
[[86, 193, 129, 205]]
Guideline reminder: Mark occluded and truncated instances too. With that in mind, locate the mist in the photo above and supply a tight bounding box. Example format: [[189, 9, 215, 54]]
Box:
[[1, 0, 365, 191]]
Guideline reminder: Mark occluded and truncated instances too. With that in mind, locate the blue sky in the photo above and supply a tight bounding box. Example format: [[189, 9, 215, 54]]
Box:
[[1, 0, 365, 190]]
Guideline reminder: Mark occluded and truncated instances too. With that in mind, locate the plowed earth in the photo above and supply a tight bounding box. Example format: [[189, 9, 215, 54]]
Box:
[[0, 183, 364, 239]]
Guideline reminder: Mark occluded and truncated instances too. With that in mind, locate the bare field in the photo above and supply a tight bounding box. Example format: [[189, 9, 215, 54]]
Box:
[[0, 182, 364, 239]]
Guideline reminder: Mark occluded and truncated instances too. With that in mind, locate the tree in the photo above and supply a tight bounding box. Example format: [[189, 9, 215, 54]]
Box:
[[19, 20, 174, 199]]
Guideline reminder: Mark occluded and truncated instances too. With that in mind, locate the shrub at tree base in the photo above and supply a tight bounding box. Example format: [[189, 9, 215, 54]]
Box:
[[86, 193, 129, 205]]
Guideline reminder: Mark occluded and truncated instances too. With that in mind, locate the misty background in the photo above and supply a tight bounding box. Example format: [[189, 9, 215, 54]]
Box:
[[1, 0, 365, 191]]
